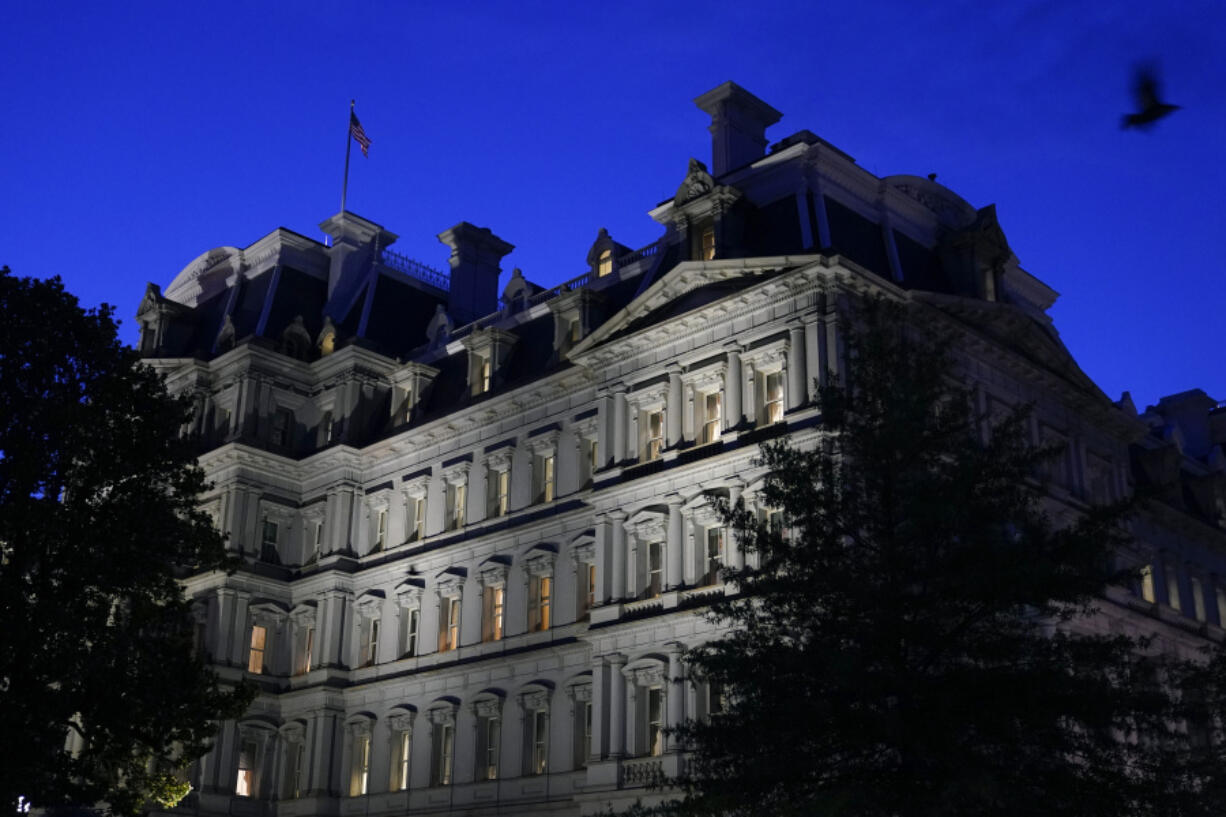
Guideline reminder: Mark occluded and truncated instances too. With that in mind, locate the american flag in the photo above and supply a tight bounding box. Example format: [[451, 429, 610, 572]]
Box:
[[349, 111, 372, 157]]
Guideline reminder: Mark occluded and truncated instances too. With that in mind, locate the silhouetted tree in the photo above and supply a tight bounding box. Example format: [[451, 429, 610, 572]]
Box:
[[0, 268, 252, 815], [638, 298, 1226, 817]]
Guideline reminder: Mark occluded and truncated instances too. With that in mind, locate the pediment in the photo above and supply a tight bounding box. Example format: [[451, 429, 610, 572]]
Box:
[[568, 254, 822, 365]]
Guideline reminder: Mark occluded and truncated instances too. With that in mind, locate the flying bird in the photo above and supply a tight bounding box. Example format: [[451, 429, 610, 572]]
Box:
[[1122, 65, 1180, 129]]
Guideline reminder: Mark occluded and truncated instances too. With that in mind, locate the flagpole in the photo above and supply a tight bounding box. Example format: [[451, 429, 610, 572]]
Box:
[[341, 99, 354, 214]]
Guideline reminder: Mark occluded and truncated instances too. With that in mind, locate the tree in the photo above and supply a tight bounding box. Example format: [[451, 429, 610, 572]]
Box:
[[0, 268, 252, 815], [647, 297, 1226, 817]]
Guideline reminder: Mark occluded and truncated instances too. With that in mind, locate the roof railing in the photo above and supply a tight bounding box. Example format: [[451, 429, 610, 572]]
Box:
[[379, 248, 450, 291]]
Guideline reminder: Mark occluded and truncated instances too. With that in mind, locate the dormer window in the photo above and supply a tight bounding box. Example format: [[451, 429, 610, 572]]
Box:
[[479, 358, 491, 394], [597, 249, 613, 277], [763, 372, 784, 425], [270, 408, 294, 448], [463, 328, 516, 398]]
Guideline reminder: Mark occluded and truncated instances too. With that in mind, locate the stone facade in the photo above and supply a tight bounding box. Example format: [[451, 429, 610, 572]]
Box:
[[137, 82, 1226, 817]]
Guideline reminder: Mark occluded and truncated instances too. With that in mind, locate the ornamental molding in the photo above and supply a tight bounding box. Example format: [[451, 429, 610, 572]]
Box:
[[626, 665, 665, 687], [626, 382, 669, 411], [402, 475, 431, 499], [355, 592, 384, 617], [525, 430, 560, 453], [395, 581, 424, 608], [435, 571, 465, 598], [479, 561, 510, 588], [565, 683, 593, 703], [442, 462, 471, 485], [485, 447, 515, 472], [428, 705, 457, 726], [518, 689, 551, 712], [388, 710, 416, 732], [472, 697, 504, 718], [290, 603, 318, 625], [626, 510, 667, 542], [683, 363, 727, 394], [571, 539, 596, 566], [523, 552, 556, 578], [280, 722, 306, 743], [741, 342, 788, 370]]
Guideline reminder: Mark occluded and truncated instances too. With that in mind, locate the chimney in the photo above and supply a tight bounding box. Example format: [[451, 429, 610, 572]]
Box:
[[437, 222, 514, 323], [320, 211, 398, 299], [693, 82, 783, 176]]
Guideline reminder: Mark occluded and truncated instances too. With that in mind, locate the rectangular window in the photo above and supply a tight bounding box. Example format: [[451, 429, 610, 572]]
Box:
[[488, 469, 510, 517], [447, 483, 466, 530], [374, 509, 387, 549], [575, 699, 592, 769], [482, 586, 505, 642], [351, 733, 371, 796], [1191, 576, 1207, 622], [288, 742, 305, 799], [597, 249, 613, 277], [700, 225, 716, 261], [579, 563, 596, 620], [478, 715, 500, 780], [401, 607, 419, 657], [472, 358, 491, 395], [763, 371, 784, 425], [322, 411, 334, 444], [1140, 564, 1156, 603], [531, 710, 549, 775], [260, 519, 278, 562], [296, 626, 314, 675], [434, 722, 454, 786], [589, 438, 599, 475], [247, 625, 267, 674], [362, 618, 380, 667], [644, 409, 665, 461], [700, 392, 722, 444], [704, 527, 725, 585], [644, 542, 663, 599], [647, 686, 665, 757], [271, 408, 293, 447], [309, 521, 323, 562], [409, 497, 426, 542], [1165, 563, 1182, 611], [394, 730, 411, 791], [536, 454, 555, 503], [236, 738, 259, 796], [528, 575, 552, 632], [438, 597, 460, 653]]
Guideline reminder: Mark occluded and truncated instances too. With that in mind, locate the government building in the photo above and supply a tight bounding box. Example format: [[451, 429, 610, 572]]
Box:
[[135, 82, 1226, 816]]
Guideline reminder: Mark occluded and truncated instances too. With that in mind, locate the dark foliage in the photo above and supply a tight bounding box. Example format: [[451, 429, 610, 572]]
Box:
[[635, 297, 1226, 817], [0, 268, 252, 815]]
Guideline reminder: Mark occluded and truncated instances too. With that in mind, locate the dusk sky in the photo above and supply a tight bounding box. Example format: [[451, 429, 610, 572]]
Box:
[[3, 1, 1222, 411]]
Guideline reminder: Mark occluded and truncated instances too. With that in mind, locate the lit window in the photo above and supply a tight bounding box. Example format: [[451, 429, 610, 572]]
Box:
[[478, 714, 500, 780], [597, 249, 613, 277], [260, 519, 278, 562], [248, 625, 267, 674], [763, 371, 784, 425], [473, 357, 492, 395], [488, 469, 510, 517], [644, 409, 665, 461], [408, 497, 426, 542], [700, 391, 722, 444], [643, 541, 663, 599], [482, 586, 505, 642], [433, 721, 454, 786], [295, 625, 314, 675], [309, 521, 323, 562], [704, 528, 725, 585], [700, 226, 715, 261], [350, 732, 371, 796], [646, 686, 665, 756], [579, 563, 596, 620], [394, 730, 411, 791], [1140, 564, 1156, 603], [531, 709, 549, 774], [528, 575, 552, 632], [1191, 576, 1207, 622], [447, 483, 466, 530], [569, 318, 582, 343], [361, 618, 380, 667], [236, 738, 259, 796], [438, 597, 460, 653], [374, 509, 387, 550], [401, 607, 419, 657], [536, 454, 555, 503]]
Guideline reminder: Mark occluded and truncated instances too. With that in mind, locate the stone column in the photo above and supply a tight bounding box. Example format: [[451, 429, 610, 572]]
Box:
[[725, 348, 743, 429], [594, 515, 610, 605], [623, 669, 638, 757], [610, 511, 627, 601], [682, 510, 698, 586], [743, 361, 756, 426], [804, 319, 820, 403], [608, 654, 627, 758], [591, 655, 607, 760], [667, 369, 683, 448], [667, 498, 684, 590], [666, 644, 684, 752], [612, 390, 628, 464], [729, 483, 745, 572], [788, 325, 806, 410]]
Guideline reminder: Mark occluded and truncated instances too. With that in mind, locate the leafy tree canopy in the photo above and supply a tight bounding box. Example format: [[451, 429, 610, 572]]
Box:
[[0, 268, 252, 815], [642, 297, 1226, 817]]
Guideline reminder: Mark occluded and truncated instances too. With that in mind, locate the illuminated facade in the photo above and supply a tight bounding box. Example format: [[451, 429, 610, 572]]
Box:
[[136, 82, 1226, 816]]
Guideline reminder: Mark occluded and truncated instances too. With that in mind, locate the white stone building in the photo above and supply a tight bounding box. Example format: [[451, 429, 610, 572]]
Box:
[[136, 82, 1226, 817]]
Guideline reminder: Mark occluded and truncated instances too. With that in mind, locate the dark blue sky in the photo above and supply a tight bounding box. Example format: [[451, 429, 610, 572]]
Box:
[[3, 1, 1222, 410]]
